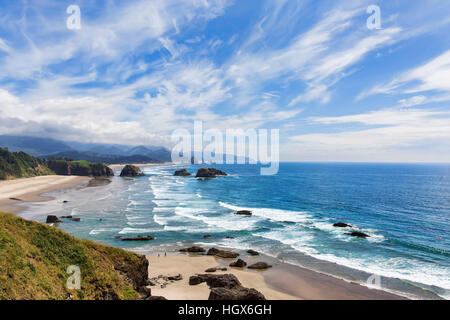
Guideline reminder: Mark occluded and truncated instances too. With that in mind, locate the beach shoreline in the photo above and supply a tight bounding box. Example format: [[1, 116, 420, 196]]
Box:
[[0, 175, 91, 214]]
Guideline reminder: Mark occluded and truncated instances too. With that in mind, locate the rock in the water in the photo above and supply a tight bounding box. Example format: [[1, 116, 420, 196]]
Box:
[[195, 167, 227, 178], [229, 259, 247, 268], [209, 287, 266, 300], [234, 210, 252, 216], [203, 234, 212, 239], [179, 246, 206, 253], [121, 235, 155, 241], [63, 200, 69, 203], [174, 169, 191, 176], [46, 215, 62, 223], [246, 249, 259, 256], [345, 231, 370, 238], [168, 274, 182, 281], [120, 165, 145, 177], [207, 247, 239, 259], [333, 222, 352, 228], [248, 262, 272, 270], [69, 217, 81, 222], [61, 215, 73, 219]]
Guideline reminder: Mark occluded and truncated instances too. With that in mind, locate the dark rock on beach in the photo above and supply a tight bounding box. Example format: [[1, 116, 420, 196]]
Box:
[[333, 222, 352, 228], [209, 287, 266, 300], [246, 249, 259, 256], [235, 210, 252, 216], [189, 274, 266, 300], [205, 267, 228, 273], [207, 247, 239, 259], [168, 274, 183, 281], [345, 231, 370, 238], [121, 235, 155, 241], [179, 246, 206, 253], [146, 295, 168, 300], [189, 274, 241, 288], [174, 168, 191, 176], [120, 165, 145, 177], [229, 259, 247, 268], [248, 262, 272, 270], [195, 167, 227, 178], [46, 215, 62, 223]]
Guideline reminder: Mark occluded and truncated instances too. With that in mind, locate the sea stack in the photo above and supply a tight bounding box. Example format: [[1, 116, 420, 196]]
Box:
[[120, 165, 145, 177], [195, 167, 227, 178], [174, 168, 191, 176]]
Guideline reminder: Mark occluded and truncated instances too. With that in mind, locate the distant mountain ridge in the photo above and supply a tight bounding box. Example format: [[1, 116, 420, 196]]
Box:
[[0, 135, 172, 163]]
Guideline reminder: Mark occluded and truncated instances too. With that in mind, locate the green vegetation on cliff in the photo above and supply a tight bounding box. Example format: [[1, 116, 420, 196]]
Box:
[[0, 212, 149, 300], [47, 159, 114, 176], [0, 147, 54, 180]]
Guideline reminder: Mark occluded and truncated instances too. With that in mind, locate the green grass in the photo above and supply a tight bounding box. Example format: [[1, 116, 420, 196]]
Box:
[[0, 212, 146, 300]]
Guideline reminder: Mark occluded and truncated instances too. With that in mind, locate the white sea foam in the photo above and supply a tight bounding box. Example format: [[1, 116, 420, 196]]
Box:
[[219, 202, 311, 223], [119, 227, 155, 234]]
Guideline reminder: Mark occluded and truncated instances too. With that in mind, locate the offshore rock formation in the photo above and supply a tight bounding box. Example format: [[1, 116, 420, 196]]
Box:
[[195, 167, 227, 178], [120, 165, 145, 177], [174, 168, 191, 176]]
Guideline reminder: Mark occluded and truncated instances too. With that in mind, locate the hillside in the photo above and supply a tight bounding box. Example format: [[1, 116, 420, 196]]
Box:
[[44, 150, 161, 164], [0, 148, 54, 180], [0, 135, 172, 162], [0, 212, 150, 300]]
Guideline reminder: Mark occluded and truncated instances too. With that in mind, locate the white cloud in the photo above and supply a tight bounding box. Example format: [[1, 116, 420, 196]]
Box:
[[359, 50, 450, 100]]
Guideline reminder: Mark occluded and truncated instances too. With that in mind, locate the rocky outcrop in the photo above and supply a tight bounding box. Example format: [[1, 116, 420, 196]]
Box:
[[120, 165, 145, 177], [189, 274, 241, 287], [179, 246, 206, 253], [47, 160, 114, 177], [333, 222, 352, 228], [195, 167, 227, 178], [345, 231, 370, 238], [121, 235, 155, 241], [235, 210, 252, 216], [203, 234, 212, 239], [209, 287, 266, 300], [248, 262, 272, 269], [168, 274, 183, 281], [230, 259, 247, 268], [205, 267, 228, 273], [189, 274, 265, 301], [46, 215, 62, 223], [246, 249, 259, 256], [174, 169, 191, 176], [207, 247, 239, 259]]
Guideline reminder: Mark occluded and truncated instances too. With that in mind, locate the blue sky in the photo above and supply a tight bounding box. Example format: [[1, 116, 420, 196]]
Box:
[[0, 0, 450, 161]]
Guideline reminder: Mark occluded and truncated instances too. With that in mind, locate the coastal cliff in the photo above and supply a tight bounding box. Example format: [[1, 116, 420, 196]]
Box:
[[0, 212, 149, 300], [47, 160, 114, 177]]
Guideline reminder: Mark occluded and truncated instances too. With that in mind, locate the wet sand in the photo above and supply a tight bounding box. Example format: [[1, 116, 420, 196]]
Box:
[[0, 175, 91, 214]]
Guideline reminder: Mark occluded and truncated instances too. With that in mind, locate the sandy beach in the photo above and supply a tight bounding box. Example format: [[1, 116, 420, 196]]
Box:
[[147, 253, 405, 300], [0, 175, 91, 214]]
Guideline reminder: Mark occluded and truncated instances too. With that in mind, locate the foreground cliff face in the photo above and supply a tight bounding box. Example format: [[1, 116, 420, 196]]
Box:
[[47, 160, 114, 177], [0, 212, 148, 300]]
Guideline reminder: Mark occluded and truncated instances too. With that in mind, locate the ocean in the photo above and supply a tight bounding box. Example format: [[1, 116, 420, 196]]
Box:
[[20, 162, 450, 299]]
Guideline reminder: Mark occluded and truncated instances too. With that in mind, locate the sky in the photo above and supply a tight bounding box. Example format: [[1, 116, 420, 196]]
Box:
[[0, 0, 450, 162]]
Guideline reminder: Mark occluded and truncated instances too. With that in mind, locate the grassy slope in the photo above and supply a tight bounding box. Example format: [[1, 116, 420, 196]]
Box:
[[0, 212, 147, 300]]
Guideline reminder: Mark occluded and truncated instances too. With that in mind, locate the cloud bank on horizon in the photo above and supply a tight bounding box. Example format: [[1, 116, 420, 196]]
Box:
[[0, 0, 450, 162]]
